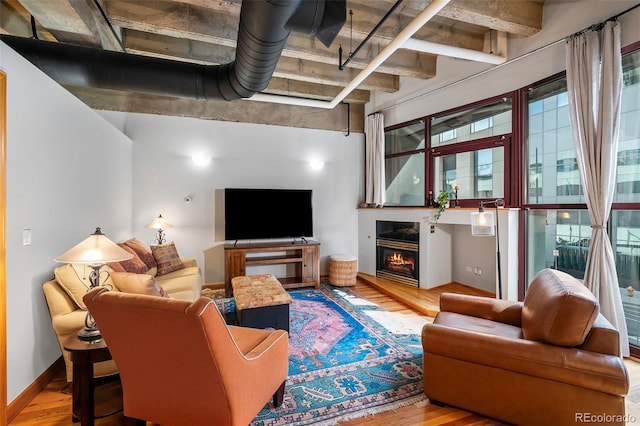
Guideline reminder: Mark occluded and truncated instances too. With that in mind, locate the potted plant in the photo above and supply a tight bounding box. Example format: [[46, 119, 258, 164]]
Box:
[[433, 190, 450, 221]]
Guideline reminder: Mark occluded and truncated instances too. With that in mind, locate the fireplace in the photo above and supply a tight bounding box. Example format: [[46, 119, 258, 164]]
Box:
[[376, 221, 419, 286]]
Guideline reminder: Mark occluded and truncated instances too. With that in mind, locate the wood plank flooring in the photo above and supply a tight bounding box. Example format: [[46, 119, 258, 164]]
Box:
[[9, 279, 639, 426]]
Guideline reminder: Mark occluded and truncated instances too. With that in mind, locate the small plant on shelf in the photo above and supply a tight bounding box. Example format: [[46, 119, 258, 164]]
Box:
[[433, 190, 450, 222]]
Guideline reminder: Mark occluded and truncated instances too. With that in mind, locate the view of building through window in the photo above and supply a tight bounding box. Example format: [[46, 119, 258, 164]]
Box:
[[382, 46, 640, 348]]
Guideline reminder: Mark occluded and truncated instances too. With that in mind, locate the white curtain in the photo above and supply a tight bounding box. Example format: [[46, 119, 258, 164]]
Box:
[[566, 21, 629, 357], [365, 113, 386, 206]]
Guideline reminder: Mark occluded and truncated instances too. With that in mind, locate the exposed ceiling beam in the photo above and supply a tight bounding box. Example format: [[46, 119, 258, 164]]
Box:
[[66, 85, 365, 133], [349, 0, 543, 37]]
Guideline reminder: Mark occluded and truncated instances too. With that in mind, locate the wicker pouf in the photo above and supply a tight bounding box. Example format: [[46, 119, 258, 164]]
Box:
[[328, 254, 358, 287]]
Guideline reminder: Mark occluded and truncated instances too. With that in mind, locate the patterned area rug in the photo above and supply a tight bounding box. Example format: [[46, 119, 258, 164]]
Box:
[[214, 284, 429, 425]]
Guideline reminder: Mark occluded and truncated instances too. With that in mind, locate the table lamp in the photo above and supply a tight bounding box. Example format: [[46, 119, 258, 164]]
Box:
[[146, 214, 173, 245], [470, 199, 504, 299], [54, 227, 133, 341]]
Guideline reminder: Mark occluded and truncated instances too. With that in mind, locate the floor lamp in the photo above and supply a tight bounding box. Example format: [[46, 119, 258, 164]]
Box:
[[54, 227, 133, 341], [470, 199, 504, 299]]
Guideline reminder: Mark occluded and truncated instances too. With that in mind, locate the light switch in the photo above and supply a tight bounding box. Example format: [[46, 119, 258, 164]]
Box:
[[22, 228, 31, 246]]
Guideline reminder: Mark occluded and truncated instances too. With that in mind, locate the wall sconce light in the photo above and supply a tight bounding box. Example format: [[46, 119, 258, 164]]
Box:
[[309, 160, 325, 170], [146, 214, 173, 244], [470, 199, 504, 299], [192, 154, 212, 167]]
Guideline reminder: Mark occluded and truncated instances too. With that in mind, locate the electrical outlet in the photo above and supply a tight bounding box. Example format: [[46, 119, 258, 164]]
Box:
[[473, 267, 482, 276]]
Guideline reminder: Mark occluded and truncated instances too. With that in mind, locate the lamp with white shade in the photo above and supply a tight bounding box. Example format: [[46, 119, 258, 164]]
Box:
[[146, 214, 173, 244], [54, 227, 133, 341], [470, 199, 504, 299]]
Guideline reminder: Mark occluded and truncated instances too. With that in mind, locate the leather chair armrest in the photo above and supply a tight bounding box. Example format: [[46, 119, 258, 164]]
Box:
[[580, 314, 620, 357], [423, 322, 629, 396], [440, 293, 523, 327]]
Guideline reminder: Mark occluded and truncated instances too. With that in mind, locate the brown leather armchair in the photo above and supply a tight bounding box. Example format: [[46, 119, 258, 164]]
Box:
[[84, 287, 289, 426], [422, 268, 629, 426]]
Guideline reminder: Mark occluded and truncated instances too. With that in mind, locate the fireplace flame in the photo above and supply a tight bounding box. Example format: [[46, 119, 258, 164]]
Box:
[[385, 252, 415, 274]]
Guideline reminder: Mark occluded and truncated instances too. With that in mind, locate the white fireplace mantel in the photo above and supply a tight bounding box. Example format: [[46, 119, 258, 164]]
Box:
[[357, 207, 520, 301]]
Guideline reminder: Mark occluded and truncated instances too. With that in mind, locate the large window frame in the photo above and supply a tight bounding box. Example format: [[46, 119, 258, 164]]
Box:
[[383, 94, 518, 208], [379, 40, 640, 355]]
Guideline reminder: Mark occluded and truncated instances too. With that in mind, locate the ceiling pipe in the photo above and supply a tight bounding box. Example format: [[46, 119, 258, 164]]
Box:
[[0, 0, 346, 101], [327, 0, 451, 109], [402, 38, 506, 65], [250, 0, 453, 109]]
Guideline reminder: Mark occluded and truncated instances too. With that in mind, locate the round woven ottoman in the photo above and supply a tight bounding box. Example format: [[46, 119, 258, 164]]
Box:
[[328, 254, 358, 287]]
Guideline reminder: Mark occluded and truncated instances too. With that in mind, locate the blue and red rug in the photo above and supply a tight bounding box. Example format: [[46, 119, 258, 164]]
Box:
[[216, 284, 428, 425]]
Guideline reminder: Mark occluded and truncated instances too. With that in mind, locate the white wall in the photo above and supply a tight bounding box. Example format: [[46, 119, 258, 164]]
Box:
[[97, 112, 364, 284], [0, 42, 133, 402], [368, 1, 640, 124]]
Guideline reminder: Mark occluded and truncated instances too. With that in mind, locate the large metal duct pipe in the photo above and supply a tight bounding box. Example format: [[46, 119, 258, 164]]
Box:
[[0, 0, 345, 101]]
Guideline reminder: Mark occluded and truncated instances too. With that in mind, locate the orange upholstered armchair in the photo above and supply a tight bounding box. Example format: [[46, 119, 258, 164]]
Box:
[[84, 287, 289, 426]]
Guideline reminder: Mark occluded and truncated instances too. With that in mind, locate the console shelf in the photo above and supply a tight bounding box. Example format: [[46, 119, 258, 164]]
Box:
[[224, 240, 320, 297]]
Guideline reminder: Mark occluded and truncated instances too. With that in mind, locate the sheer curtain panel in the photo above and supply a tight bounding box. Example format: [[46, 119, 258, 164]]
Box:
[[365, 113, 386, 206], [566, 20, 629, 356]]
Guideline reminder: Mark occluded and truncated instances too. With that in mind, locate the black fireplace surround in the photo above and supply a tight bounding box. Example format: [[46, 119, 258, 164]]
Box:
[[376, 221, 419, 286]]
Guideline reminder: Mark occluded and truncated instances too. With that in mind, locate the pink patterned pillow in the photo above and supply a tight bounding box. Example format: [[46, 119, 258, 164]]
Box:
[[151, 242, 185, 276], [123, 238, 157, 270], [107, 244, 147, 274]]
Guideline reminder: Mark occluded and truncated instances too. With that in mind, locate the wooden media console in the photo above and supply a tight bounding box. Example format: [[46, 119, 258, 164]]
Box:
[[224, 240, 320, 297]]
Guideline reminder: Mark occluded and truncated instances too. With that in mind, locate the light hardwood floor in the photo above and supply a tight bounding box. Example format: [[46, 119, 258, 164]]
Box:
[[9, 279, 639, 425]]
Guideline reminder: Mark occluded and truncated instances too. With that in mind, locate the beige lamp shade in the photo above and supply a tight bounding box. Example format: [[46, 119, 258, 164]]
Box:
[[470, 210, 495, 236], [146, 214, 173, 230], [54, 227, 133, 265]]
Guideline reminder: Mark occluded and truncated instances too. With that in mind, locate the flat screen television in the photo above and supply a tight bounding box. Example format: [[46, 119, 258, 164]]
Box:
[[224, 188, 313, 241]]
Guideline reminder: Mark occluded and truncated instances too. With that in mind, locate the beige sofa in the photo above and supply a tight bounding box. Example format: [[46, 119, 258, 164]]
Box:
[[43, 239, 203, 382]]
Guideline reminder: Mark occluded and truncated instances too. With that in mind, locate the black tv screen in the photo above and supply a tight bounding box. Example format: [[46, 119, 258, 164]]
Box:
[[224, 188, 313, 240]]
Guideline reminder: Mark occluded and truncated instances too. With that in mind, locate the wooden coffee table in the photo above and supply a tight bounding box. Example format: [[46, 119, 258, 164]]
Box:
[[231, 274, 293, 332], [62, 335, 123, 426]]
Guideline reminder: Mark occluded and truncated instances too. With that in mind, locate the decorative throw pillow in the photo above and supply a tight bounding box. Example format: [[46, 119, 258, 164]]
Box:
[[111, 272, 167, 297], [151, 242, 185, 276], [107, 244, 147, 274], [123, 238, 157, 271], [54, 263, 115, 310]]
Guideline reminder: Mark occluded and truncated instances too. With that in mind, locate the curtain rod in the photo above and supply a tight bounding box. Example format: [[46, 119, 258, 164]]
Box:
[[371, 2, 640, 116]]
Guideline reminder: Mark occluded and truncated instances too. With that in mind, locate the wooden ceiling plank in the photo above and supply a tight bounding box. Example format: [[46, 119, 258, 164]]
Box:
[[282, 33, 436, 79], [69, 0, 123, 51], [109, 0, 435, 78], [122, 28, 397, 93], [264, 78, 370, 104], [123, 31, 369, 103], [18, 0, 93, 36], [349, 0, 543, 37]]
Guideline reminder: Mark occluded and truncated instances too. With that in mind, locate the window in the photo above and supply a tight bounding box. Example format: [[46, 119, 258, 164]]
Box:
[[471, 117, 493, 133], [431, 97, 512, 147], [525, 47, 640, 350], [525, 77, 583, 205], [430, 97, 511, 200], [384, 121, 425, 206], [440, 129, 457, 143]]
